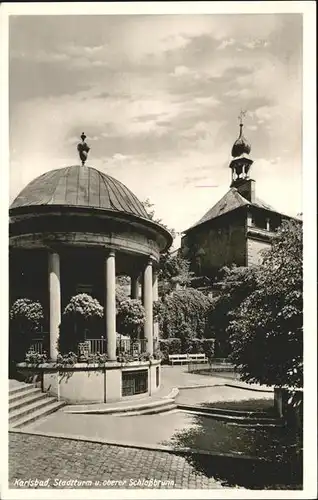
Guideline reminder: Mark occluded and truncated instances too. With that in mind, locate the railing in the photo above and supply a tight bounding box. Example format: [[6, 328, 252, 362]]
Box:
[[29, 337, 46, 354], [78, 338, 148, 357], [28, 336, 149, 358]]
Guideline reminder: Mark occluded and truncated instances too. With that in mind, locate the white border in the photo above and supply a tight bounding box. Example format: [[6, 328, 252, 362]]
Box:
[[0, 2, 316, 500]]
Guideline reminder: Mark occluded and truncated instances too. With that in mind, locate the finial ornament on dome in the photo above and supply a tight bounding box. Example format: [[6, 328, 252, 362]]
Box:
[[77, 132, 90, 166], [238, 109, 247, 127]]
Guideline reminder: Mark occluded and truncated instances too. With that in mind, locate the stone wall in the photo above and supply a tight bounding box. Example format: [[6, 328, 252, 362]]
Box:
[[182, 211, 247, 277], [247, 237, 271, 266]]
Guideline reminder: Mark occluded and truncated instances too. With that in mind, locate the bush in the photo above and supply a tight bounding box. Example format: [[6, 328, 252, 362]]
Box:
[[63, 294, 104, 320], [9, 298, 44, 363], [10, 298, 44, 333], [158, 338, 182, 363], [116, 298, 145, 340], [59, 294, 104, 354], [158, 288, 212, 347]]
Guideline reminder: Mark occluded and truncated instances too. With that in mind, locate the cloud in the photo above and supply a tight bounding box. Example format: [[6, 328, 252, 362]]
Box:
[[217, 38, 236, 50], [9, 14, 303, 235]]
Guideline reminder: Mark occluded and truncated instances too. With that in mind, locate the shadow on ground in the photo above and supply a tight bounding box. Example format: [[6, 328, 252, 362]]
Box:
[[162, 413, 303, 489]]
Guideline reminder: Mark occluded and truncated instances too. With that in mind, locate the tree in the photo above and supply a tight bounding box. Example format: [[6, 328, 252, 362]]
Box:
[[209, 265, 258, 357], [159, 252, 193, 295], [228, 219, 303, 388], [116, 298, 145, 340]]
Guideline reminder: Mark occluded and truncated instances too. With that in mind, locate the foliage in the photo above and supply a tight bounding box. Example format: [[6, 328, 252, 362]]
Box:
[[116, 285, 130, 306], [158, 337, 215, 362], [10, 298, 44, 333], [116, 351, 153, 364], [142, 198, 176, 238], [209, 266, 258, 356], [158, 338, 182, 363], [63, 294, 104, 320], [59, 294, 104, 354], [158, 252, 193, 294], [116, 298, 145, 339], [9, 298, 45, 363], [185, 338, 215, 357], [158, 288, 212, 348], [77, 352, 109, 365], [25, 350, 47, 365], [228, 219, 303, 388], [56, 352, 78, 366]]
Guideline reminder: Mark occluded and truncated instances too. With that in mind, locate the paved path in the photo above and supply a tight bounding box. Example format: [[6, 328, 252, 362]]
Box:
[[8, 367, 273, 491], [161, 365, 273, 392], [9, 433, 227, 489]]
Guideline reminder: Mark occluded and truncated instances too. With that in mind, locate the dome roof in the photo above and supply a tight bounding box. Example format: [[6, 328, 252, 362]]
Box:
[[231, 124, 251, 158], [10, 165, 149, 219]]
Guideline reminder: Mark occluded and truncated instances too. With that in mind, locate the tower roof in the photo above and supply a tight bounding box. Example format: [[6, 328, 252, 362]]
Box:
[[183, 187, 276, 233]]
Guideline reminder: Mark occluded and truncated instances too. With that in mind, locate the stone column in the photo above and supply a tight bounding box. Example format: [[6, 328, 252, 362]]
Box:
[[266, 218, 270, 231], [143, 257, 153, 355], [131, 275, 140, 299], [106, 250, 116, 361], [48, 252, 61, 361], [152, 267, 159, 353]]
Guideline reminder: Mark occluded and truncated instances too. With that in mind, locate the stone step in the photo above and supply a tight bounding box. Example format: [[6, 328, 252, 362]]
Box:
[[178, 406, 282, 426], [9, 387, 43, 405], [9, 396, 61, 424], [9, 383, 37, 397], [177, 404, 273, 418], [9, 391, 49, 413], [121, 402, 177, 416], [64, 397, 176, 415], [10, 401, 65, 429]]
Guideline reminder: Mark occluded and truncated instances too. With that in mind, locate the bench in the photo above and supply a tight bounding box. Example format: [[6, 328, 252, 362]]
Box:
[[168, 353, 208, 365], [168, 354, 189, 365], [188, 353, 208, 363]]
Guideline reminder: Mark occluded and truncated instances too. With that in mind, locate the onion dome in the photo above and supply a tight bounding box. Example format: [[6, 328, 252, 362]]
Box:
[[231, 123, 251, 158]]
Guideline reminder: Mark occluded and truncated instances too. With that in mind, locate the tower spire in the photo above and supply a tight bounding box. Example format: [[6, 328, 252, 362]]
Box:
[[229, 111, 253, 187]]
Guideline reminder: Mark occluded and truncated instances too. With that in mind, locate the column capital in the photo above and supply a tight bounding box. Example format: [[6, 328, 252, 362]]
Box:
[[107, 249, 116, 258], [145, 255, 157, 267]]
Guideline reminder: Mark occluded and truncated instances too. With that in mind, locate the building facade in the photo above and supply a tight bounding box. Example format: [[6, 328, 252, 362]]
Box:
[[181, 119, 293, 280]]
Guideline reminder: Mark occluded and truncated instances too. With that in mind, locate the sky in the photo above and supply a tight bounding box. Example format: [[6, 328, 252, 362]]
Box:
[[9, 13, 303, 247]]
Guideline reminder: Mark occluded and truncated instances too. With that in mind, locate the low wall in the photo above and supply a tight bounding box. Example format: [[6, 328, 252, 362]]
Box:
[[17, 360, 161, 404]]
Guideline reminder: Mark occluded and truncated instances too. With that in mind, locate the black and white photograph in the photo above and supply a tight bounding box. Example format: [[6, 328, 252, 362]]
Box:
[[1, 1, 316, 498]]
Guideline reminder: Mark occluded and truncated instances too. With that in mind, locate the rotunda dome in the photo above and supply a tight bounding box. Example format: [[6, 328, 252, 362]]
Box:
[[10, 165, 149, 219]]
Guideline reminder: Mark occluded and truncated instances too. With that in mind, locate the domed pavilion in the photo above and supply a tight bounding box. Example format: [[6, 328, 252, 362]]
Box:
[[9, 134, 172, 403]]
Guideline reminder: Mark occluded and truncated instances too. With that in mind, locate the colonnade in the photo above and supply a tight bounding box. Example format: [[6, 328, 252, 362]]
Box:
[[48, 250, 158, 361]]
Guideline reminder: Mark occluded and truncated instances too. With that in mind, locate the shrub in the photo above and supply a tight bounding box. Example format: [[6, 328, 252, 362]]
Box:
[[116, 298, 145, 340], [59, 294, 104, 354], [9, 298, 44, 363], [158, 288, 212, 346], [63, 294, 104, 320], [10, 298, 44, 333], [158, 338, 182, 363]]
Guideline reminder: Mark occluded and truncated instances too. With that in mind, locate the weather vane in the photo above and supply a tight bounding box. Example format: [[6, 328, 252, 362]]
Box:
[[238, 109, 247, 126], [77, 132, 90, 166]]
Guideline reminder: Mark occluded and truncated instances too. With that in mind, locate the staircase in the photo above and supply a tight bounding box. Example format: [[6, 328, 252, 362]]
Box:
[[177, 404, 284, 427], [9, 381, 65, 429]]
